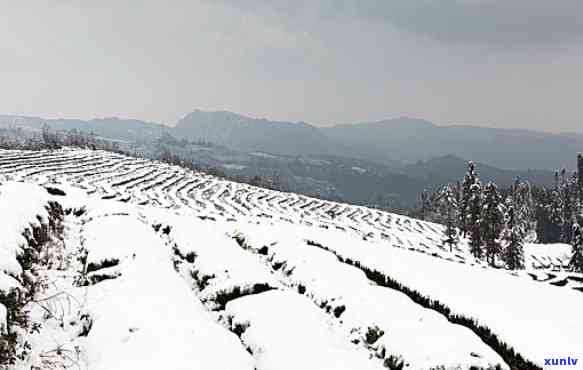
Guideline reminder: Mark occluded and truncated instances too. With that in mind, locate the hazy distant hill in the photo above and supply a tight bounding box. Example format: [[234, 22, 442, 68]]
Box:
[[0, 111, 567, 208], [173, 110, 338, 157], [322, 118, 583, 171], [4, 111, 581, 171], [403, 155, 554, 188], [146, 134, 555, 209], [0, 115, 165, 143], [173, 111, 582, 171]]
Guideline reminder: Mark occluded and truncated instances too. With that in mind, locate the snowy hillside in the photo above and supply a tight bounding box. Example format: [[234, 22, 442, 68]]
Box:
[[1, 148, 582, 370]]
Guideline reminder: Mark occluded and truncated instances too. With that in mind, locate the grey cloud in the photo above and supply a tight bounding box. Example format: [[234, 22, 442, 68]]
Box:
[[219, 0, 583, 47], [1, 1, 583, 133]]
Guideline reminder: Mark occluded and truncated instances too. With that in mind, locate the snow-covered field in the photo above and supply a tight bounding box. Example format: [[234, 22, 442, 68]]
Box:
[[1, 148, 582, 370]]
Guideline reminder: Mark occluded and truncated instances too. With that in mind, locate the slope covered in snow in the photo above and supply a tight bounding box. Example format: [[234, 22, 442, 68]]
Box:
[[0, 148, 581, 370]]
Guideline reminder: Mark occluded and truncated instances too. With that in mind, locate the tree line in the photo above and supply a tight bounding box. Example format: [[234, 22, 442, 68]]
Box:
[[0, 125, 127, 154], [419, 155, 583, 271]]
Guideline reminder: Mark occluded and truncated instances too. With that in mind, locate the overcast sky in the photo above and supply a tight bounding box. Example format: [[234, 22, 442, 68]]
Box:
[[1, 1, 582, 132]]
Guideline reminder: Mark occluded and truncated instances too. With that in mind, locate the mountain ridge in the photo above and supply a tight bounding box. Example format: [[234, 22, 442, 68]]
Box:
[[2, 110, 582, 171]]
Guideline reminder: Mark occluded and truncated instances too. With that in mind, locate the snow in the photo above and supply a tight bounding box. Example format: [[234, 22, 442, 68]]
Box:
[[80, 216, 254, 370], [164, 216, 279, 308], [0, 182, 67, 370], [222, 163, 247, 170], [236, 224, 508, 369], [82, 215, 142, 269], [1, 148, 582, 370], [0, 295, 6, 334], [224, 290, 383, 370], [0, 181, 55, 341], [0, 181, 52, 278], [0, 273, 20, 294], [524, 242, 571, 269], [307, 228, 583, 368], [250, 152, 280, 159]]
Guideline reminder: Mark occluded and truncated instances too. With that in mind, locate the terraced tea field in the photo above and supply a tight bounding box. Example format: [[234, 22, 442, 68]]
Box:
[[1, 148, 582, 370]]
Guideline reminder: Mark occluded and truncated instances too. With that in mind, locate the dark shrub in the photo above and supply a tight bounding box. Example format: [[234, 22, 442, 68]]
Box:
[[45, 187, 66, 196]]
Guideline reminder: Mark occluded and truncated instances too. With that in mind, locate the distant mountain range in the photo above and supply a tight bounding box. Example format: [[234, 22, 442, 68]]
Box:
[[0, 115, 165, 143], [173, 111, 583, 171], [403, 155, 553, 188], [173, 110, 340, 158], [3, 110, 581, 171], [0, 110, 573, 209], [323, 118, 583, 171]]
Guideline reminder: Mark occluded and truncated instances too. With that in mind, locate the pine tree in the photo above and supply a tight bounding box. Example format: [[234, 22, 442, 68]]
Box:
[[551, 169, 573, 243], [570, 222, 583, 272], [440, 185, 459, 252], [420, 190, 430, 221], [41, 123, 61, 149], [468, 181, 483, 259], [549, 186, 563, 237], [578, 153, 583, 200], [577, 153, 583, 219], [460, 161, 479, 237], [501, 206, 525, 270], [481, 183, 504, 266], [511, 179, 537, 242], [535, 186, 561, 243], [559, 169, 577, 243]]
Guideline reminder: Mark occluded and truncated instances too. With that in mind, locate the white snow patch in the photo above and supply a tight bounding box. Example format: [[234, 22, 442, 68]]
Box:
[[225, 290, 383, 370], [222, 163, 247, 170], [166, 216, 279, 307], [0, 181, 52, 278], [237, 224, 508, 369], [81, 216, 254, 370]]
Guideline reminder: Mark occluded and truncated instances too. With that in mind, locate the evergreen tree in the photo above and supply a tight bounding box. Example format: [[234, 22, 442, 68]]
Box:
[[501, 206, 525, 270], [417, 154, 583, 246], [511, 178, 537, 242], [551, 169, 573, 243], [481, 183, 504, 266], [559, 169, 576, 243], [419, 190, 430, 221], [549, 191, 563, 237], [41, 124, 61, 149], [570, 222, 583, 272], [460, 161, 479, 237], [577, 153, 583, 218], [546, 171, 564, 242], [468, 181, 483, 259], [578, 153, 583, 200], [440, 185, 459, 252], [534, 186, 561, 243]]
